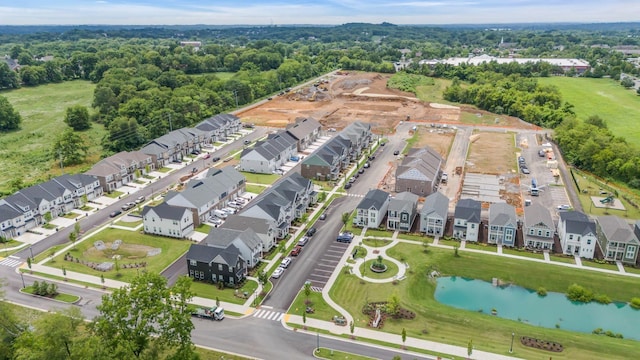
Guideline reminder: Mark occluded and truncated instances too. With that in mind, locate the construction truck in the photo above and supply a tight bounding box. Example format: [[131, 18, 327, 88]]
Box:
[[191, 306, 225, 321]]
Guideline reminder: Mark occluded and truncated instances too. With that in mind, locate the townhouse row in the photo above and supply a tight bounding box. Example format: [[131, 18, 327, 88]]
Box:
[[353, 189, 640, 265]]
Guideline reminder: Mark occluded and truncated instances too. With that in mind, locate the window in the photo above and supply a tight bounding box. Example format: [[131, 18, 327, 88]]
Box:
[[470, 223, 475, 229], [587, 239, 592, 245], [626, 246, 636, 259], [189, 269, 194, 277], [190, 260, 197, 266], [568, 234, 573, 240], [218, 264, 223, 271], [545, 231, 551, 237]]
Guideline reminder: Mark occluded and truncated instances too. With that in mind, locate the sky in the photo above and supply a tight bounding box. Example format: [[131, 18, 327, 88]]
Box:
[[0, 0, 639, 26]]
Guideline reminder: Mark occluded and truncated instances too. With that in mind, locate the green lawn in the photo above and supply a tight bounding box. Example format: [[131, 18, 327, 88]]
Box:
[[464, 242, 498, 252], [501, 247, 545, 260], [364, 228, 393, 238], [539, 77, 640, 143], [245, 184, 267, 194], [0, 81, 104, 193], [289, 288, 339, 322], [571, 168, 640, 219], [105, 190, 124, 199], [581, 260, 620, 272], [114, 219, 143, 228], [156, 167, 173, 173], [550, 255, 576, 264], [195, 223, 211, 233], [314, 348, 375, 360], [328, 242, 640, 360], [362, 238, 391, 247], [190, 279, 258, 305], [360, 259, 399, 280], [415, 77, 452, 103], [241, 172, 280, 185], [46, 228, 191, 283], [397, 233, 427, 242], [21, 285, 80, 303]]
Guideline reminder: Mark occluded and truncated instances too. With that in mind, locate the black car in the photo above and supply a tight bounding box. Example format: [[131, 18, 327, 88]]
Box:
[[380, 142, 386, 146], [344, 183, 352, 190], [319, 213, 327, 220], [393, 150, 400, 155], [358, 168, 365, 174], [212, 156, 221, 162], [306, 227, 317, 237], [109, 210, 122, 218]]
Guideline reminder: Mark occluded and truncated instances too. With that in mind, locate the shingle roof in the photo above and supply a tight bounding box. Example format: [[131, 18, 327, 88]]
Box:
[[204, 227, 262, 249], [396, 145, 443, 182], [244, 130, 296, 161], [221, 215, 274, 235], [286, 117, 321, 140], [597, 215, 638, 244], [388, 191, 419, 213], [421, 192, 449, 218], [142, 202, 188, 221], [525, 203, 554, 229], [357, 189, 390, 211], [558, 210, 594, 235], [489, 203, 517, 227], [186, 243, 242, 266], [454, 198, 481, 223]]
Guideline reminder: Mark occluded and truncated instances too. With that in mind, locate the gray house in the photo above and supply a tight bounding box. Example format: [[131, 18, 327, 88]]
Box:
[[221, 215, 277, 252], [85, 150, 154, 193], [301, 134, 351, 180], [488, 203, 517, 247], [354, 189, 391, 228], [239, 131, 297, 174], [141, 127, 206, 168], [452, 198, 481, 242], [524, 203, 555, 250], [195, 113, 241, 142], [597, 216, 639, 264], [395, 146, 443, 197], [387, 192, 419, 232], [420, 192, 449, 236], [285, 117, 322, 151], [142, 202, 194, 238], [204, 227, 263, 268]]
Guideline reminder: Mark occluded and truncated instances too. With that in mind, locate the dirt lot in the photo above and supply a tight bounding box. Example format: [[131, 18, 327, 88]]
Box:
[[238, 72, 460, 134]]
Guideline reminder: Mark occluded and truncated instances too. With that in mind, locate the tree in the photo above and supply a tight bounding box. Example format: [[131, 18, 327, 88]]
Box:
[[302, 309, 307, 329], [349, 321, 355, 339], [0, 96, 21, 132], [64, 105, 91, 131], [401, 327, 407, 349], [387, 292, 400, 317], [257, 270, 268, 285], [68, 231, 77, 250], [341, 212, 350, 227], [303, 281, 312, 305], [26, 257, 32, 272], [468, 339, 473, 358], [52, 129, 89, 166], [0, 279, 24, 359], [92, 272, 196, 359], [621, 77, 635, 88], [100, 274, 105, 289]]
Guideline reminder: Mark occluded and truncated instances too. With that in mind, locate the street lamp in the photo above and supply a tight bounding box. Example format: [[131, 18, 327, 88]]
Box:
[[29, 246, 34, 260], [509, 332, 515, 353], [19, 271, 25, 289]]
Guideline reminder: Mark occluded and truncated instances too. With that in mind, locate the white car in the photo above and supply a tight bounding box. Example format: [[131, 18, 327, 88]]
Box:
[[221, 207, 236, 215], [297, 236, 309, 247], [271, 267, 284, 279], [280, 257, 292, 269], [209, 217, 223, 226], [557, 204, 572, 211]]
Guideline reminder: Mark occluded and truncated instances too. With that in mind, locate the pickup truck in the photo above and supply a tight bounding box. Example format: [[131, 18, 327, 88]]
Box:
[[192, 306, 224, 321]]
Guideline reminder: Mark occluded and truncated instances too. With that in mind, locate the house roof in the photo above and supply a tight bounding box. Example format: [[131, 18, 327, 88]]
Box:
[[357, 189, 390, 211], [388, 191, 419, 213], [166, 166, 244, 209], [597, 216, 639, 244], [204, 227, 262, 250], [489, 203, 517, 227], [0, 202, 22, 221], [186, 243, 242, 266], [244, 130, 296, 162], [525, 203, 555, 229], [454, 198, 481, 223], [142, 202, 188, 221], [559, 210, 595, 235], [196, 113, 239, 132], [221, 215, 275, 235], [421, 192, 449, 218], [396, 145, 443, 182], [286, 117, 321, 140]]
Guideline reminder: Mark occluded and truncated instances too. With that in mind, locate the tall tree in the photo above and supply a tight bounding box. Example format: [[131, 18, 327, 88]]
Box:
[[0, 96, 21, 131], [52, 129, 89, 166], [0, 280, 24, 360], [64, 105, 91, 131]]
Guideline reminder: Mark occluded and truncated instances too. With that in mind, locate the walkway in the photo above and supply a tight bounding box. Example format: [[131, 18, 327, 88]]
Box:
[[349, 230, 408, 283]]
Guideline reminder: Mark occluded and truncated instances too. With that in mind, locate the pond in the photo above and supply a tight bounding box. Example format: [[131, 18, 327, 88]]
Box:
[[434, 276, 640, 340]]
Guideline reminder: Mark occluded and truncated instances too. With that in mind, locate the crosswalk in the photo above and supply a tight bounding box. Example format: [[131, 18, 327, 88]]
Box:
[[345, 193, 364, 198], [310, 286, 323, 292], [0, 256, 22, 268], [252, 309, 285, 322]]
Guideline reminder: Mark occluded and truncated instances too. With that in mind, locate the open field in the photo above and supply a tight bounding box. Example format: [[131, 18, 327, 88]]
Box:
[[539, 77, 640, 143], [190, 279, 257, 305], [329, 242, 640, 360], [570, 168, 640, 219], [0, 81, 105, 193], [467, 131, 517, 175], [46, 228, 191, 283]]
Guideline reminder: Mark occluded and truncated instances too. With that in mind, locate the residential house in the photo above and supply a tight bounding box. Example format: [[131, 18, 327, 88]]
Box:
[[387, 192, 419, 232], [597, 216, 639, 264], [395, 146, 443, 197], [164, 166, 245, 225], [285, 117, 322, 151], [86, 150, 154, 193], [239, 130, 297, 174], [141, 127, 206, 168], [488, 203, 517, 247], [452, 198, 481, 242], [301, 135, 351, 180], [354, 189, 391, 228], [142, 202, 194, 238], [203, 227, 262, 268], [523, 203, 555, 250], [419, 192, 449, 237], [3, 56, 20, 71], [340, 121, 372, 161], [558, 211, 597, 259], [221, 215, 277, 252], [186, 243, 246, 285], [196, 113, 241, 143]]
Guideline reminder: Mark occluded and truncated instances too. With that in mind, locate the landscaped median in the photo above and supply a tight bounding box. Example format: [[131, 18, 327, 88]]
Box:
[[327, 242, 640, 360], [20, 280, 80, 303]]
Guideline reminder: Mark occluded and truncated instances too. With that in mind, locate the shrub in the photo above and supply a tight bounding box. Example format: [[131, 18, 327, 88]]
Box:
[[537, 287, 547, 297], [630, 297, 640, 309], [566, 283, 594, 303], [594, 294, 612, 304]]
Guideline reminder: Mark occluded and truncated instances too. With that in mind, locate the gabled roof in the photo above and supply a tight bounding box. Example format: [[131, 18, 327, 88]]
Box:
[[196, 113, 239, 132], [597, 216, 639, 244], [489, 203, 517, 227], [357, 189, 390, 211], [54, 173, 98, 189], [186, 243, 242, 266], [286, 117, 321, 140], [454, 198, 481, 223], [221, 215, 275, 235], [396, 145, 443, 182], [559, 210, 595, 235], [142, 202, 188, 221], [388, 191, 419, 213], [0, 202, 22, 221], [243, 130, 296, 161], [421, 192, 449, 218], [204, 227, 262, 250], [525, 203, 555, 229], [166, 166, 245, 209], [141, 141, 167, 156]]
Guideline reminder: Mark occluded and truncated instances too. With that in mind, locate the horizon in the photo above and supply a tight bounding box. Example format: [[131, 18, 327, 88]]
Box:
[[1, 1, 639, 26]]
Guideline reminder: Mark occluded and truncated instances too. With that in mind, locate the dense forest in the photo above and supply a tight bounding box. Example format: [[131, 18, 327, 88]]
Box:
[[1, 23, 640, 187]]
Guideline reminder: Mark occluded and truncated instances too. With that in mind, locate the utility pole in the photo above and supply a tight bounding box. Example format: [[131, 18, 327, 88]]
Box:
[[168, 113, 173, 132], [233, 90, 239, 109], [58, 150, 64, 174]]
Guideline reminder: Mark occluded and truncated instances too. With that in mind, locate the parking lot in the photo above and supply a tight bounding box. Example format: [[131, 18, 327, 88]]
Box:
[[305, 241, 350, 291]]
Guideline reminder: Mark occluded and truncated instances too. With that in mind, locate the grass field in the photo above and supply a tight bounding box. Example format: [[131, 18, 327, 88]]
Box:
[[328, 242, 640, 360], [415, 78, 452, 103], [190, 279, 257, 305], [21, 285, 80, 303], [0, 81, 104, 193], [240, 172, 280, 185], [538, 77, 640, 143]]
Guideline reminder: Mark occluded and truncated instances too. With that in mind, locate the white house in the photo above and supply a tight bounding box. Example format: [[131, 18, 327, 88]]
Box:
[[452, 198, 481, 242], [488, 203, 517, 247], [420, 192, 449, 237], [354, 189, 391, 228], [557, 211, 597, 259], [524, 204, 555, 250], [239, 131, 297, 174], [142, 202, 194, 238]]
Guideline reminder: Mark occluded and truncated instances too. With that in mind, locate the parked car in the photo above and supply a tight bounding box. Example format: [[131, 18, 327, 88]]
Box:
[[121, 202, 136, 211], [393, 150, 400, 155], [227, 202, 241, 209], [203, 153, 211, 159], [349, 177, 356, 184], [221, 207, 236, 215], [290, 246, 302, 256], [135, 195, 146, 204], [319, 213, 327, 220], [271, 267, 284, 279], [521, 167, 530, 174], [306, 227, 317, 237], [380, 142, 386, 146], [557, 204, 572, 210], [363, 162, 370, 168], [518, 156, 526, 163], [358, 168, 365, 174], [234, 198, 247, 205], [337, 232, 354, 243], [212, 156, 221, 162], [344, 183, 352, 190], [538, 150, 546, 157], [209, 217, 223, 226], [298, 236, 309, 247], [280, 257, 292, 269], [109, 210, 122, 218], [192, 167, 198, 173]]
